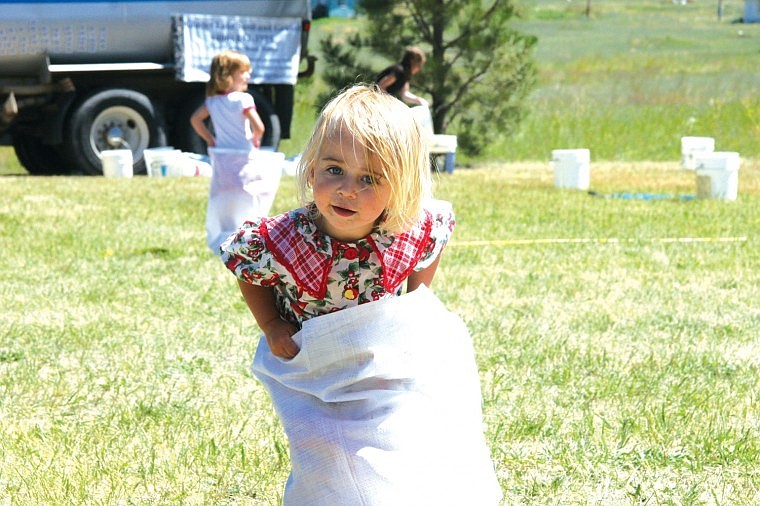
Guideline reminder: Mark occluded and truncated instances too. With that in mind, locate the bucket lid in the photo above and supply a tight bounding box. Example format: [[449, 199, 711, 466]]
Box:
[[680, 136, 714, 153], [100, 149, 132, 158], [551, 148, 590, 162]]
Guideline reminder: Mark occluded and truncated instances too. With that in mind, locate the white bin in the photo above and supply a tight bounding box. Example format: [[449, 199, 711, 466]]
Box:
[[551, 149, 590, 190], [100, 150, 133, 178], [681, 136, 714, 170], [694, 151, 740, 201], [143, 147, 181, 177]]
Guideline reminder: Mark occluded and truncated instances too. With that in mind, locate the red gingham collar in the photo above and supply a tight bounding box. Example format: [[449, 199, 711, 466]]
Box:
[[259, 208, 432, 299]]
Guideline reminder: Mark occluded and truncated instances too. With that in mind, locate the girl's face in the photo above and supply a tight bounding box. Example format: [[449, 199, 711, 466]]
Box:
[[310, 127, 392, 242], [231, 67, 251, 91]]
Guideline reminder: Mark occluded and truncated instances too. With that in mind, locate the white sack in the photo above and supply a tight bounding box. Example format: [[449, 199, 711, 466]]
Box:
[[206, 148, 283, 253], [253, 285, 502, 505]]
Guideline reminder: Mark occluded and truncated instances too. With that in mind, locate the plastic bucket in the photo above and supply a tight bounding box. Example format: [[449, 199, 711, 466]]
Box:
[[410, 105, 434, 136], [681, 136, 714, 170], [694, 151, 740, 201], [143, 147, 180, 177], [100, 150, 133, 178], [551, 149, 590, 190]]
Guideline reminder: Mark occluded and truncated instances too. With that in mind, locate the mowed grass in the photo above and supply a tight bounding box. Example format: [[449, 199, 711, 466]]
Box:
[[1, 159, 758, 504], [1, 1, 759, 503], [499, 0, 760, 161]]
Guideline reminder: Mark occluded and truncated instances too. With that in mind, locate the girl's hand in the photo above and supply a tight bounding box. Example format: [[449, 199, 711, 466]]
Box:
[[235, 281, 299, 359], [262, 319, 300, 359]]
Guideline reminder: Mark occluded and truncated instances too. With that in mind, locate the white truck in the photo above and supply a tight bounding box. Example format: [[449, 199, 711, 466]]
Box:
[[0, 0, 315, 175]]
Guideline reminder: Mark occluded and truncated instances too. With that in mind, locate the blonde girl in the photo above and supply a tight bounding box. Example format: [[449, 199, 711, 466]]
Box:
[[191, 50, 281, 253], [220, 84, 455, 358]]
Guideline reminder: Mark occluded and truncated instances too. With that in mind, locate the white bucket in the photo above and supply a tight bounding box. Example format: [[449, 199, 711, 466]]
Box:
[[694, 151, 740, 200], [100, 149, 133, 178], [178, 154, 213, 177], [410, 105, 434, 136], [430, 134, 457, 153], [681, 136, 714, 170], [143, 147, 180, 177], [551, 149, 590, 190]]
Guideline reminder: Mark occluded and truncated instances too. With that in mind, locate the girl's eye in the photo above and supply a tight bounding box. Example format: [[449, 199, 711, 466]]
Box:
[[326, 166, 342, 175], [360, 175, 375, 185]]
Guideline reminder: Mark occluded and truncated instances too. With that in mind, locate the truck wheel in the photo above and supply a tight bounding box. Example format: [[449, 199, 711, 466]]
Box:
[[172, 89, 281, 154], [64, 89, 167, 175], [12, 136, 71, 175]]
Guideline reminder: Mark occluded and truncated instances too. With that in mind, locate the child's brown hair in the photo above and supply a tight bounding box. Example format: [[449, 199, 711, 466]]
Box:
[[206, 50, 252, 97], [401, 46, 426, 71]]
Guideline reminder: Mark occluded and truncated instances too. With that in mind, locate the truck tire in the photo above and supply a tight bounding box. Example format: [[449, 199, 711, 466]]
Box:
[[172, 89, 281, 155], [12, 136, 71, 175], [63, 89, 167, 175]]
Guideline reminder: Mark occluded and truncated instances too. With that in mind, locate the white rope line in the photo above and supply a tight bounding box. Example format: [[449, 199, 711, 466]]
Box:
[[449, 236, 749, 247]]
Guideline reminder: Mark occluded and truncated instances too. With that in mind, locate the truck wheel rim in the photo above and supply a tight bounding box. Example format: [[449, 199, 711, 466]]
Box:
[[89, 106, 150, 157]]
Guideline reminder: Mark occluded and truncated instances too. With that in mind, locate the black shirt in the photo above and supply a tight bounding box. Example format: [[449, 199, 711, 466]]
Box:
[[375, 63, 409, 100]]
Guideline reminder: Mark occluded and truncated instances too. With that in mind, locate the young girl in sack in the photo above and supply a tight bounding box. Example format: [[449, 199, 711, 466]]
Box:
[[191, 50, 281, 253], [220, 85, 501, 504]]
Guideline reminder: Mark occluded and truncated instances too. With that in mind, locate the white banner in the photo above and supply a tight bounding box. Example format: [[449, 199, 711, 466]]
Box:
[[174, 14, 301, 85]]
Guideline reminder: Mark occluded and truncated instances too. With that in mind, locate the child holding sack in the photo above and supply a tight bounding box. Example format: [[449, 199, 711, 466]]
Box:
[[191, 50, 281, 253], [220, 85, 501, 505]]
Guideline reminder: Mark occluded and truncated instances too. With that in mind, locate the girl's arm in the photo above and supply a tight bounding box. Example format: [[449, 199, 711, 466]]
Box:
[[376, 73, 397, 92], [236, 280, 300, 359], [400, 82, 428, 107], [190, 104, 215, 147], [406, 255, 442, 293], [244, 108, 265, 148]]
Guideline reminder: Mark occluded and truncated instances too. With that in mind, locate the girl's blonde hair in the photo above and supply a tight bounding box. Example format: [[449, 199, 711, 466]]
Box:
[[206, 50, 252, 97], [297, 84, 432, 235]]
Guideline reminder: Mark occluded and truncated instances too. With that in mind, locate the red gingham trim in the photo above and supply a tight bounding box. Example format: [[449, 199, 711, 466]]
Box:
[[375, 209, 433, 291], [260, 213, 332, 299], [259, 209, 436, 298]]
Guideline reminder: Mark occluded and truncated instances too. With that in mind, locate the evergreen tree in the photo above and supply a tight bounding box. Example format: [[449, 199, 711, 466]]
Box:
[[319, 0, 537, 155]]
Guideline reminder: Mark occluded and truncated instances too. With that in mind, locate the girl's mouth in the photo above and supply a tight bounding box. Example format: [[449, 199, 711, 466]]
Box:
[[331, 205, 356, 217]]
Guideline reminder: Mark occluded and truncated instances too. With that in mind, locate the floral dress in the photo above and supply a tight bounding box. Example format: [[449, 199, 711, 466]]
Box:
[[220, 201, 455, 327]]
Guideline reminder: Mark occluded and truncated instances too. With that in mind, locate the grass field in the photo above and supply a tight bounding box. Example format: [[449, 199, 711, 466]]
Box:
[[498, 0, 760, 162], [2, 1, 759, 504], [1, 160, 759, 504]]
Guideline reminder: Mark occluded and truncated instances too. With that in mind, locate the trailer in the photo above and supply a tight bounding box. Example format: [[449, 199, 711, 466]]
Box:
[[0, 0, 315, 175]]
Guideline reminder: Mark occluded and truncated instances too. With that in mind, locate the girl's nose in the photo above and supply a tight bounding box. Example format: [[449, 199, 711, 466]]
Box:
[[337, 183, 357, 198]]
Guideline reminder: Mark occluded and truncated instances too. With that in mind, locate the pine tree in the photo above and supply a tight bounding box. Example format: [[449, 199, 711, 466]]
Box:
[[319, 0, 537, 155]]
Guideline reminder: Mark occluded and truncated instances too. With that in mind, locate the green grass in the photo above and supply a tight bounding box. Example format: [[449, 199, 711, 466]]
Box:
[[1, 2, 759, 503], [499, 0, 760, 161], [1, 160, 758, 504]]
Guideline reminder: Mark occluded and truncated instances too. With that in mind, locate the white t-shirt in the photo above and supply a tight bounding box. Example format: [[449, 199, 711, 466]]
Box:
[[205, 91, 257, 150]]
